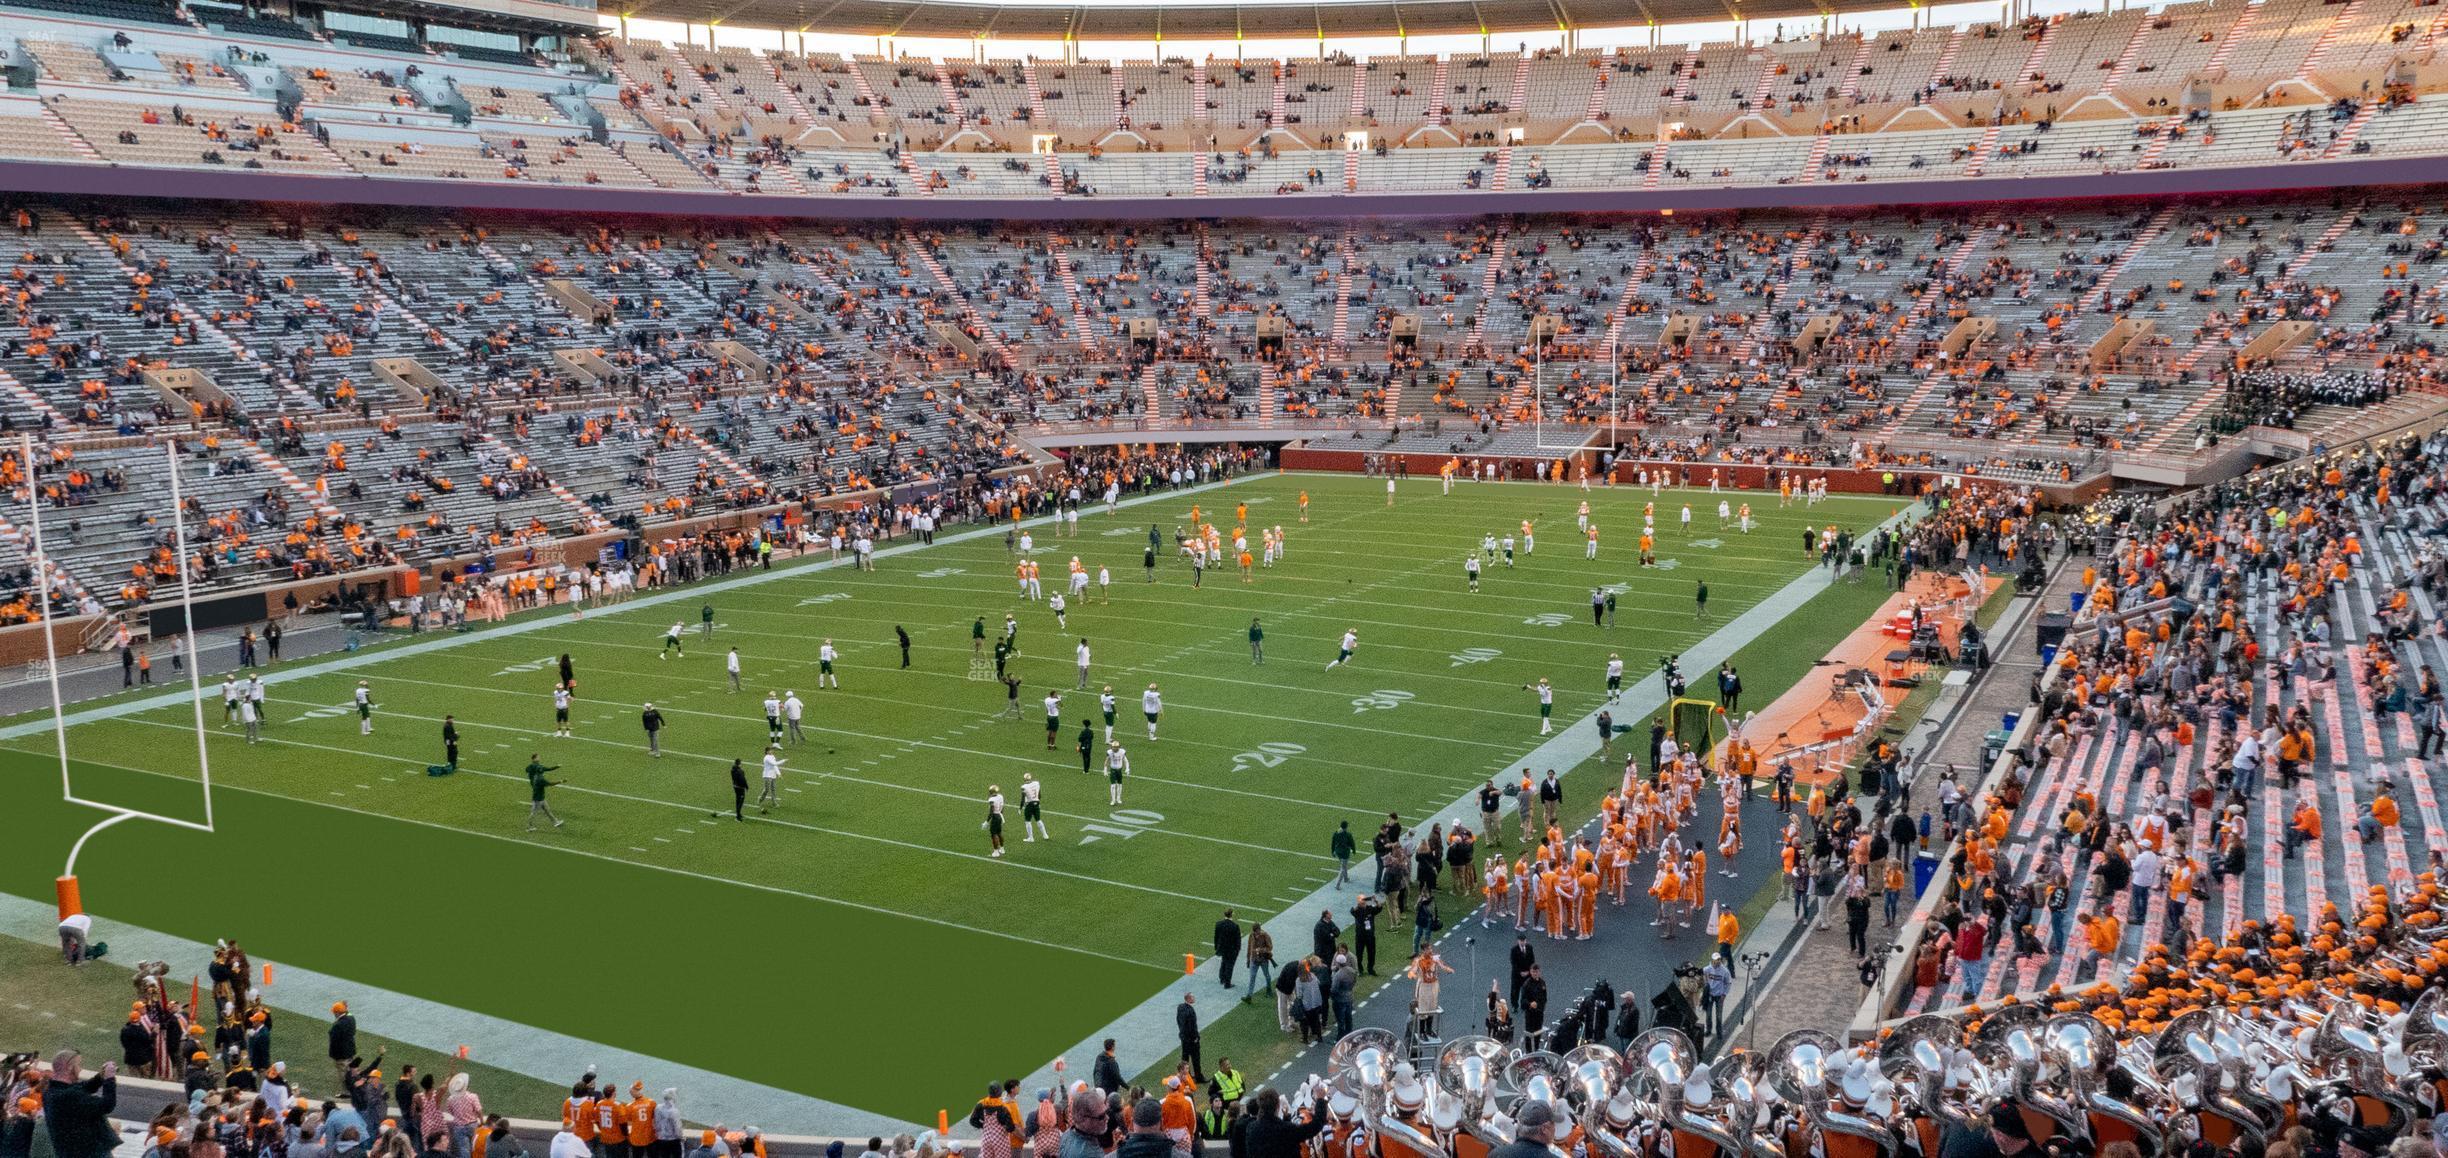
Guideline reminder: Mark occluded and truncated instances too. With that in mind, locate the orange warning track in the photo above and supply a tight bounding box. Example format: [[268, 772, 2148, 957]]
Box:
[[1736, 570, 2002, 786]]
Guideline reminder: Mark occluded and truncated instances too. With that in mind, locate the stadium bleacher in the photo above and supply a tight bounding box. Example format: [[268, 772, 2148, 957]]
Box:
[[0, 1, 2428, 624], [7, 3, 2448, 1146]]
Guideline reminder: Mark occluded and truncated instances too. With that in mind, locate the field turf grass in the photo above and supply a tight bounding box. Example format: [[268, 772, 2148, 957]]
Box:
[[0, 473, 1892, 1125]]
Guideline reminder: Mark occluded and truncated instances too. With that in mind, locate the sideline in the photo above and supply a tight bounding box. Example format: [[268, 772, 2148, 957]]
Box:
[[1014, 501, 1925, 1101], [0, 891, 920, 1136]]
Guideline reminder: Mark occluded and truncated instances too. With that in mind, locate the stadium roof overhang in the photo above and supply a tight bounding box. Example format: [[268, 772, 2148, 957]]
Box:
[[597, 0, 1829, 43]]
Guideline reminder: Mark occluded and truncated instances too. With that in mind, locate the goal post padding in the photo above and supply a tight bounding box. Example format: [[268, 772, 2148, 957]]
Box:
[[1668, 697, 1729, 763]]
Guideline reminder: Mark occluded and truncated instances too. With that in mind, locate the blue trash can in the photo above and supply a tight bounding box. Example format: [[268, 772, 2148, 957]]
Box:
[[2068, 590, 2087, 616], [1912, 852, 1940, 897]]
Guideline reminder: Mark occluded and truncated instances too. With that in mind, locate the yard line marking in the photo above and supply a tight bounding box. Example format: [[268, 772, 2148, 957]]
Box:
[[337, 672, 1393, 821], [630, 846, 650, 852], [490, 648, 1528, 752], [0, 471, 1271, 744], [111, 717, 1277, 910], [12, 746, 1177, 975], [653, 836, 672, 843]]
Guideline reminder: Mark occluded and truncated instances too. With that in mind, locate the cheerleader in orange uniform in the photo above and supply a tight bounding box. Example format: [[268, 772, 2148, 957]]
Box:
[[1538, 863, 1566, 939], [1718, 815, 1742, 878], [1552, 868, 1579, 942], [1576, 866, 1601, 939], [1651, 857, 1682, 939], [1684, 849, 1708, 925]]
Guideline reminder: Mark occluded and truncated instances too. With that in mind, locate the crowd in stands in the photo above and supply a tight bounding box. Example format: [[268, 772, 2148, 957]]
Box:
[[1890, 426, 2448, 1046], [1, 0, 2446, 205], [0, 184, 2431, 614]]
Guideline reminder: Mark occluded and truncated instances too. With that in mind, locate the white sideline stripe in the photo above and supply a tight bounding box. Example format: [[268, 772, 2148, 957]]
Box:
[[1011, 500, 1920, 1100], [0, 891, 921, 1136], [0, 473, 1262, 744]]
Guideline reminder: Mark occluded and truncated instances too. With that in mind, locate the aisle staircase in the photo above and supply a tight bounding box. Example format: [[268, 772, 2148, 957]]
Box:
[[1799, 36, 1877, 182], [0, 364, 62, 426], [241, 436, 347, 524], [1927, 26, 1969, 86], [935, 69, 969, 126], [1600, 249, 1659, 354], [2134, 207, 2361, 453], [2099, 18, 2156, 97], [2292, 0, 2364, 84], [2321, 100, 2380, 158], [1192, 222, 1216, 323], [1330, 226, 1359, 346], [2015, 15, 2062, 88], [1138, 363, 1163, 416], [2201, 1, 2259, 77], [1049, 236, 1099, 350], [473, 430, 603, 530], [1669, 48, 1701, 101], [903, 231, 1017, 364], [2073, 204, 2178, 314], [2135, 119, 2181, 168], [38, 105, 101, 160], [1731, 213, 1827, 362], [1961, 123, 2005, 177], [1021, 59, 1052, 125], [1466, 228, 1510, 353]]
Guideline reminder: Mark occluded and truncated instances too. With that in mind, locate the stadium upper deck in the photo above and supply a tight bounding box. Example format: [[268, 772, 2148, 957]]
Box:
[[0, 0, 2436, 621], [0, 0, 2440, 209]]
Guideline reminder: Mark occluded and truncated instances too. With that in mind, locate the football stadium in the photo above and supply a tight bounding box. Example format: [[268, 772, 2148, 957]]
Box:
[[1, 0, 2447, 1152]]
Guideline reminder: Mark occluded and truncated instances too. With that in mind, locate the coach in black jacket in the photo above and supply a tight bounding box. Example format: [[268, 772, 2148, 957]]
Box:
[[1239, 1090, 1327, 1158], [41, 1052, 116, 1158], [1091, 1039, 1124, 1095], [1212, 911, 1242, 989]]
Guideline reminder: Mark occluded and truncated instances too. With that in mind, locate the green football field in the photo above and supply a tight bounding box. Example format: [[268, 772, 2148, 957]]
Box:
[[0, 473, 1893, 1124]]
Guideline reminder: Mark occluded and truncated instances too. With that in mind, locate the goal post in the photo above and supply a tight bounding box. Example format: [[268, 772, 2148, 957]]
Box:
[[37, 437, 217, 917]]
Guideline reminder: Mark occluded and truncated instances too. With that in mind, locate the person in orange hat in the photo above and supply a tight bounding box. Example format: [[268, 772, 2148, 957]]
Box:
[[328, 1002, 358, 1084], [625, 1083, 658, 1158]]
